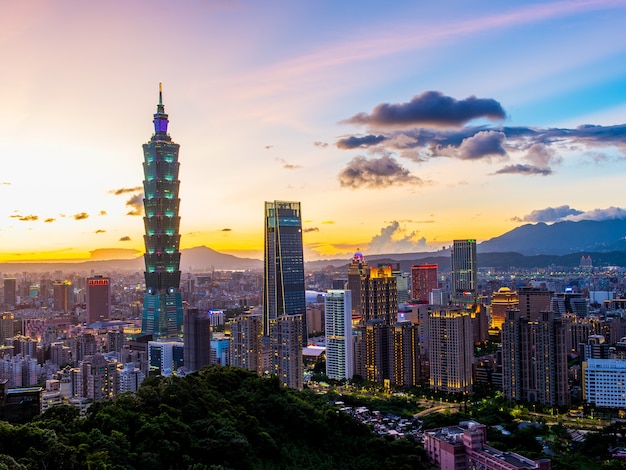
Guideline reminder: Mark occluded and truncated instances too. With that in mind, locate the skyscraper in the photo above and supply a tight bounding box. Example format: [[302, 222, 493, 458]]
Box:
[[451, 239, 477, 303], [324, 290, 353, 381], [86, 276, 111, 324], [263, 201, 306, 337], [141, 84, 184, 338]]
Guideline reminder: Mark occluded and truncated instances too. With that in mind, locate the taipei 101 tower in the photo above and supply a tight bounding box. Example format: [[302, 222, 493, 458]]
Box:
[[141, 84, 184, 338]]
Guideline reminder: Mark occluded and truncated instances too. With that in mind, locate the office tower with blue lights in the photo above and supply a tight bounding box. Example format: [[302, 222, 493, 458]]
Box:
[[263, 201, 306, 338], [451, 239, 477, 304], [141, 84, 184, 338]]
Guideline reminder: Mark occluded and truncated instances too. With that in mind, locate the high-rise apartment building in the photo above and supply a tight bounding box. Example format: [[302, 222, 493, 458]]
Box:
[[517, 286, 553, 321], [324, 290, 353, 381], [502, 309, 570, 406], [347, 250, 368, 317], [365, 319, 390, 384], [141, 84, 184, 338], [183, 307, 211, 373], [86, 276, 111, 324], [391, 320, 420, 388], [411, 264, 438, 303], [270, 314, 303, 390], [361, 264, 398, 325], [229, 313, 264, 374], [451, 239, 477, 303], [428, 307, 473, 394], [3, 278, 16, 307], [263, 201, 306, 338]]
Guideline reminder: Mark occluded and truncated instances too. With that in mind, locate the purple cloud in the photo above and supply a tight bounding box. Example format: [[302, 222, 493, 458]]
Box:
[[493, 164, 552, 176], [343, 91, 506, 128], [338, 155, 424, 189], [336, 134, 387, 149]]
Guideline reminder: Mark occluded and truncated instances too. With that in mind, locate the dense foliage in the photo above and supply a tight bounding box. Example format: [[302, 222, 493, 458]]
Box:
[[0, 366, 428, 469]]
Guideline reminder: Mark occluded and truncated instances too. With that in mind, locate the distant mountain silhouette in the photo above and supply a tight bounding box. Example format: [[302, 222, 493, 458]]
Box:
[[478, 218, 626, 255], [2, 219, 626, 274]]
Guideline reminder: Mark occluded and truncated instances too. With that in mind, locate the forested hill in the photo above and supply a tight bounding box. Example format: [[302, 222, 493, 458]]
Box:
[[0, 366, 427, 470]]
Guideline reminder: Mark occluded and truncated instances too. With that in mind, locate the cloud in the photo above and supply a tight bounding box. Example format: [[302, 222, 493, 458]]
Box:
[[338, 155, 424, 189], [453, 130, 507, 160], [565, 207, 626, 222], [265, 145, 273, 150], [119, 236, 131, 241], [109, 186, 142, 195], [336, 134, 387, 149], [44, 218, 55, 223], [493, 164, 552, 176], [343, 91, 506, 128], [313, 141, 328, 148], [517, 205, 626, 224], [10, 214, 38, 222], [221, 228, 232, 232], [99, 210, 107, 216], [367, 221, 428, 254], [73, 212, 89, 220], [276, 158, 302, 170], [322, 220, 335, 224], [95, 229, 106, 234], [1, 182, 10, 185], [126, 194, 143, 216], [303, 227, 319, 233], [520, 205, 584, 223]]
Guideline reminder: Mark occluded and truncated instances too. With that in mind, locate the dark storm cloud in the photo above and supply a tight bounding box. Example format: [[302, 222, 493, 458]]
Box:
[[73, 212, 89, 220], [338, 155, 424, 189], [126, 194, 143, 216], [493, 164, 552, 176], [343, 91, 506, 128], [519, 205, 584, 223], [303, 227, 319, 233], [336, 135, 387, 149], [119, 236, 131, 241], [110, 186, 142, 195], [10, 214, 38, 222]]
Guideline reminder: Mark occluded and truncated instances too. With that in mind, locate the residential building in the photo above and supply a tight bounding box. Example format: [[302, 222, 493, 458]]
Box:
[[229, 313, 264, 374], [270, 314, 303, 390], [86, 276, 111, 324], [183, 306, 211, 372], [325, 290, 353, 380], [411, 264, 438, 304]]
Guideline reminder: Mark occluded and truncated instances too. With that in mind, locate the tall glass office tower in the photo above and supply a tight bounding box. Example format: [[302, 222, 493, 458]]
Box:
[[141, 84, 183, 338], [451, 239, 477, 303], [263, 201, 306, 338]]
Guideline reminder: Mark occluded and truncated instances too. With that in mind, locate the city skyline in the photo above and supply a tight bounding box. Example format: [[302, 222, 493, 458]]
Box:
[[1, 1, 626, 262]]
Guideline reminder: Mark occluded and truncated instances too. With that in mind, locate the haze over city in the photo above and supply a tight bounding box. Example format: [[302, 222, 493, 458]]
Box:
[[1, 0, 626, 263]]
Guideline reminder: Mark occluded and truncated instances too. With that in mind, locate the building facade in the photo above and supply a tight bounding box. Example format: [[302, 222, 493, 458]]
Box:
[[263, 201, 306, 338], [270, 314, 303, 390], [428, 308, 473, 394], [451, 239, 477, 303], [411, 264, 438, 304], [183, 307, 211, 373], [86, 276, 111, 324], [141, 84, 184, 338], [325, 290, 353, 381], [229, 313, 264, 374]]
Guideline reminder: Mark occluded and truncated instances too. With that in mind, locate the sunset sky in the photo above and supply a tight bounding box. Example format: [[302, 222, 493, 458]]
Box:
[[1, 0, 626, 262]]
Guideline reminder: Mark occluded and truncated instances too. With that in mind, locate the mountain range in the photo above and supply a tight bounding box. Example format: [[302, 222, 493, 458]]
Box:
[[1, 218, 626, 273]]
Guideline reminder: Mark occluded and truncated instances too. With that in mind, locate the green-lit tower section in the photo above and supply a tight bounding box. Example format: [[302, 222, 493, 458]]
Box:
[[141, 84, 183, 338]]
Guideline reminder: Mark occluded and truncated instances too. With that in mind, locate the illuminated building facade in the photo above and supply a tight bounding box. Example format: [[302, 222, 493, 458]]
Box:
[[86, 276, 111, 324], [361, 264, 398, 325], [347, 250, 367, 317], [451, 239, 477, 303], [229, 313, 264, 374], [490, 287, 518, 330], [263, 201, 306, 337], [428, 307, 473, 394], [141, 84, 184, 338], [411, 264, 438, 303]]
